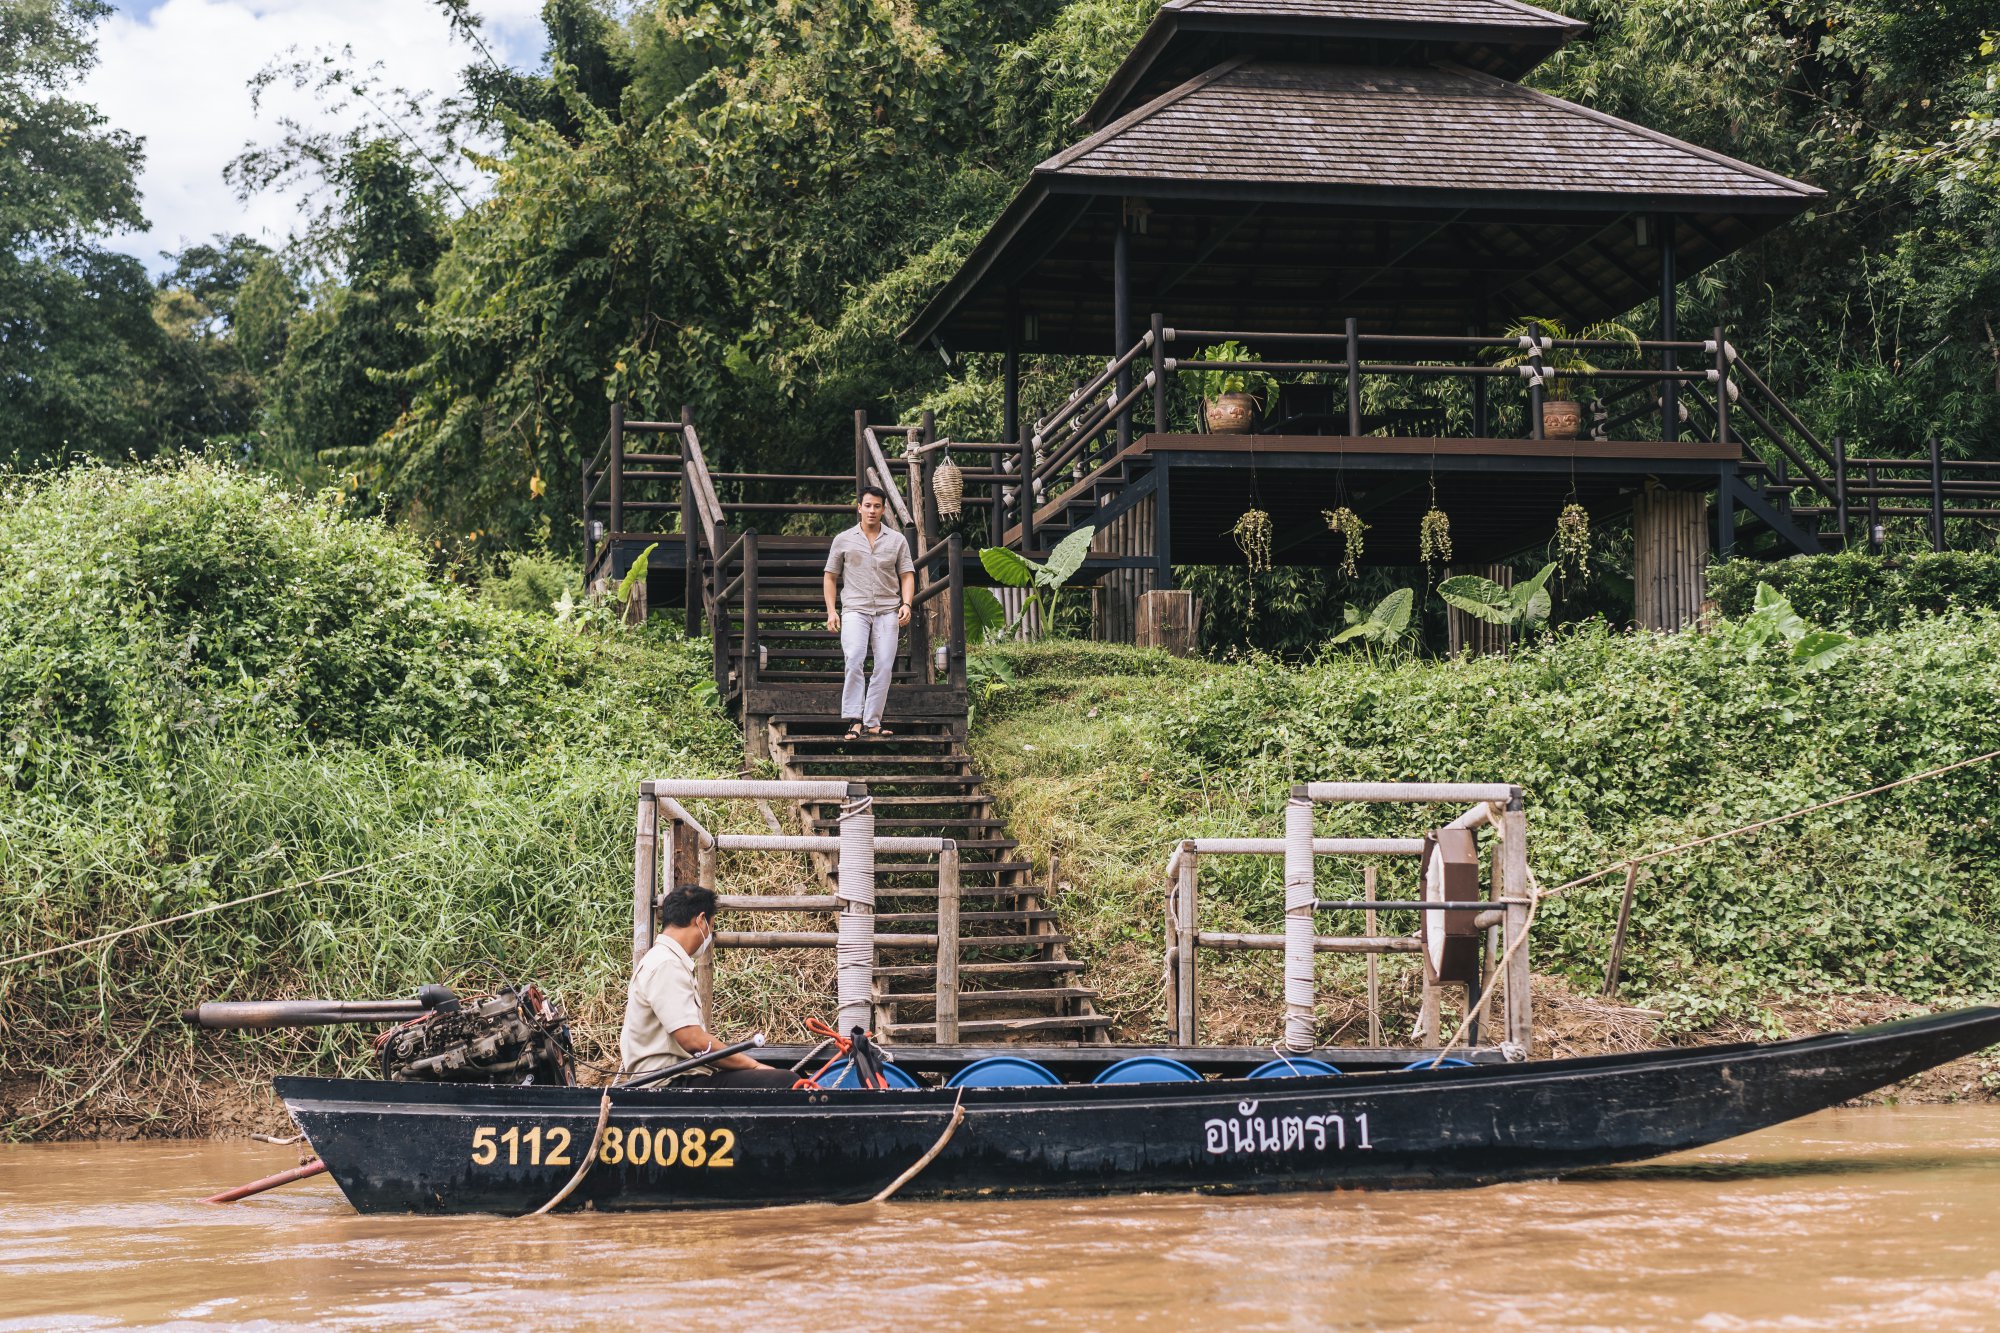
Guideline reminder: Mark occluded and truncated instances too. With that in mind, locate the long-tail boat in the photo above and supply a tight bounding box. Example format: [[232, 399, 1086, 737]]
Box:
[[272, 1006, 2000, 1215]]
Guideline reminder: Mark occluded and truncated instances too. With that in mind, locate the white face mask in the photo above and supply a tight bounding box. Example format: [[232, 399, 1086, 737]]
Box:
[[694, 920, 714, 958]]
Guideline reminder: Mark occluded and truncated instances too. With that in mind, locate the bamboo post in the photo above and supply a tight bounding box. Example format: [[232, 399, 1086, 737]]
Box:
[[1501, 790, 1532, 1053], [609, 403, 625, 537], [1832, 432, 1849, 548], [682, 405, 700, 635], [946, 535, 967, 689], [1344, 317, 1361, 436], [696, 841, 717, 1018], [1364, 864, 1381, 1048], [1866, 465, 1881, 553], [1175, 844, 1198, 1046], [1527, 321, 1545, 441], [1713, 326, 1729, 446], [1602, 862, 1640, 998], [853, 409, 868, 495], [834, 786, 876, 1035], [1150, 313, 1167, 433], [935, 841, 960, 1043], [740, 531, 759, 692], [1282, 787, 1316, 1052], [1929, 434, 1946, 552], [631, 794, 658, 966]]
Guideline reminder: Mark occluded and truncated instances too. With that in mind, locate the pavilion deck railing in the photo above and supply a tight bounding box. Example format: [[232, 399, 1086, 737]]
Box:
[[916, 315, 2000, 557]]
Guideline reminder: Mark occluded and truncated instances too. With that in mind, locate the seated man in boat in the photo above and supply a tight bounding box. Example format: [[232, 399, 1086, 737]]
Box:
[[620, 885, 796, 1088]]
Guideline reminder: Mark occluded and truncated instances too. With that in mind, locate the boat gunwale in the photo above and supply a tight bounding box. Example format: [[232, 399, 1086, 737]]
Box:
[[274, 1005, 2000, 1117]]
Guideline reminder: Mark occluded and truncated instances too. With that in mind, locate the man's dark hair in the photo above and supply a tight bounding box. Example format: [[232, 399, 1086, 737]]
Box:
[[661, 884, 717, 928], [858, 484, 889, 504]]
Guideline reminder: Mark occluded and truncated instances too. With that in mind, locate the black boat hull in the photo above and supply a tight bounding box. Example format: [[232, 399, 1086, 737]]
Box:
[[277, 1006, 2000, 1214]]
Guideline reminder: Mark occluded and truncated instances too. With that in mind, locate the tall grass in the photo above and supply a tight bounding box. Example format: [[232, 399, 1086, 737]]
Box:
[[0, 463, 755, 1137], [971, 627, 2000, 1042]]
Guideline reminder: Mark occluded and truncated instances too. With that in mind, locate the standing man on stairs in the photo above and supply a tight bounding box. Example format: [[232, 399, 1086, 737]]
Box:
[[824, 484, 914, 740]]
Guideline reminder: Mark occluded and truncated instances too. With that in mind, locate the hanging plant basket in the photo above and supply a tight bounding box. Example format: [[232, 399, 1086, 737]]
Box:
[[1555, 502, 1591, 580], [1232, 507, 1273, 616], [932, 451, 964, 519], [1419, 507, 1453, 569], [1322, 506, 1366, 580]]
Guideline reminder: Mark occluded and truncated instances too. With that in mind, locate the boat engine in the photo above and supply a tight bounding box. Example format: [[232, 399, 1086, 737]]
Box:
[[378, 985, 575, 1085]]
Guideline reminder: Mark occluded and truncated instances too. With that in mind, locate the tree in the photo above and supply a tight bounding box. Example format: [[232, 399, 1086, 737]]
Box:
[[146, 235, 293, 453], [262, 141, 443, 495], [0, 0, 159, 467]]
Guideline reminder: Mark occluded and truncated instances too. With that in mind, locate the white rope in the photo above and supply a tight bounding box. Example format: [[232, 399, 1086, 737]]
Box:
[[835, 792, 876, 1033], [1282, 791, 1316, 1052]]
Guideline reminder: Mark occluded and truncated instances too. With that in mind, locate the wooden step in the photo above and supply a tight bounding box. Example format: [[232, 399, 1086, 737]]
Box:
[[880, 1015, 1115, 1039], [882, 985, 1098, 1006], [874, 959, 1086, 980], [786, 754, 972, 768], [811, 817, 1006, 831], [876, 909, 1059, 926]]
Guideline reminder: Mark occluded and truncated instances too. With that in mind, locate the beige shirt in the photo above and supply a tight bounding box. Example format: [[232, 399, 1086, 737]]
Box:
[[620, 936, 709, 1076], [825, 524, 913, 614]]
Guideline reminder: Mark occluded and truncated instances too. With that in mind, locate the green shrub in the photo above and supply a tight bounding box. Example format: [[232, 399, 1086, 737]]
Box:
[[1710, 550, 2000, 632], [0, 462, 744, 1135], [974, 619, 2000, 1035], [479, 551, 580, 618]]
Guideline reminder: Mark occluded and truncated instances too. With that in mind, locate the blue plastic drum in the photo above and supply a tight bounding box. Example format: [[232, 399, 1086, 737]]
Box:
[[945, 1056, 1064, 1088], [1091, 1056, 1203, 1085], [811, 1059, 922, 1090], [1401, 1057, 1473, 1071], [1246, 1057, 1343, 1079]]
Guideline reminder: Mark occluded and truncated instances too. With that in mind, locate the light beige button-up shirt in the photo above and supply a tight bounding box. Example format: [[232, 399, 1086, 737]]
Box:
[[619, 936, 709, 1076]]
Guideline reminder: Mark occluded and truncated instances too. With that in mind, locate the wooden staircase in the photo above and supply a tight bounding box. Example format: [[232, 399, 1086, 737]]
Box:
[[591, 410, 1109, 1044], [767, 714, 1110, 1042]]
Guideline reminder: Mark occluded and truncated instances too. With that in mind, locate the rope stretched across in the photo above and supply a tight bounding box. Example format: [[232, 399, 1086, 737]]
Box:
[[1428, 745, 2000, 1066]]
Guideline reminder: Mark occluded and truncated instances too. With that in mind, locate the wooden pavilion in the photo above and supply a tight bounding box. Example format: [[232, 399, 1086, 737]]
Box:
[[899, 0, 1830, 634]]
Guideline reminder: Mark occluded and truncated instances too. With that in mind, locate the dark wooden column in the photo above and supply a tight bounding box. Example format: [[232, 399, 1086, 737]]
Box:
[[1001, 291, 1019, 551], [1658, 213, 1679, 443], [1114, 221, 1133, 450]]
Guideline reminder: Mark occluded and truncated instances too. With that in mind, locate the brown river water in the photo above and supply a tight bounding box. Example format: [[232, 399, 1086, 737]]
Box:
[[4, 1105, 1999, 1331]]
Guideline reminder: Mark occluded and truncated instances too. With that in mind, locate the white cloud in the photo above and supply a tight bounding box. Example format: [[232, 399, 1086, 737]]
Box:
[[81, 0, 549, 271]]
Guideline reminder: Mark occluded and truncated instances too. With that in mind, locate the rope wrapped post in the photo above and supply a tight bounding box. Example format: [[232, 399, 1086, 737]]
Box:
[[934, 841, 960, 1043], [1500, 788, 1533, 1053], [1174, 842, 1199, 1045], [631, 795, 659, 966], [1283, 786, 1316, 1052], [836, 783, 877, 1035], [696, 840, 717, 1018]]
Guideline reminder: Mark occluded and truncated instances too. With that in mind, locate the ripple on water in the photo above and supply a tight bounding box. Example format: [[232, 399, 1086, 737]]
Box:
[[3, 1107, 2000, 1330]]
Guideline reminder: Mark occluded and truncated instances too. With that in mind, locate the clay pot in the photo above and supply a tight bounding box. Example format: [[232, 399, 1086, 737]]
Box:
[[1202, 392, 1259, 434], [1541, 399, 1584, 440]]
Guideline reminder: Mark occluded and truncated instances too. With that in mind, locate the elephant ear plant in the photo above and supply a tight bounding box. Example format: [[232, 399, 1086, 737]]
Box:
[[1438, 562, 1558, 640], [979, 525, 1098, 638]]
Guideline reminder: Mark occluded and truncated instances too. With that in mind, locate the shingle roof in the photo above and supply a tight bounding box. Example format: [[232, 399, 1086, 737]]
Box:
[[1171, 0, 1581, 32], [1049, 61, 1818, 203]]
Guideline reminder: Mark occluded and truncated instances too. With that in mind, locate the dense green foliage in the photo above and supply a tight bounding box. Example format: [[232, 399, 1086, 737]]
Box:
[[0, 463, 742, 1135], [972, 624, 2000, 1037], [1711, 550, 2000, 633]]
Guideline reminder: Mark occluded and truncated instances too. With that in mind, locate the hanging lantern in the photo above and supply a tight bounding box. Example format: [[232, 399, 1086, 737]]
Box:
[[932, 450, 964, 518]]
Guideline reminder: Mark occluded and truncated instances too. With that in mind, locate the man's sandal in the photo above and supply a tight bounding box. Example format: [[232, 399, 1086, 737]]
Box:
[[867, 725, 895, 736], [843, 722, 864, 741]]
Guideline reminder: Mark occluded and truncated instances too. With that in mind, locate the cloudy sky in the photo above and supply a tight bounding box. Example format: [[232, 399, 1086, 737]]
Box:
[[82, 0, 551, 270]]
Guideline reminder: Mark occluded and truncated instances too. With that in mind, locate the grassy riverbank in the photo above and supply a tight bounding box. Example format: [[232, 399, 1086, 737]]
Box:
[[970, 628, 2000, 1070]]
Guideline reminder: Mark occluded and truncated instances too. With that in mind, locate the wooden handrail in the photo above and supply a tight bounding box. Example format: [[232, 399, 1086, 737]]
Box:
[[1034, 331, 1153, 441], [679, 417, 725, 554]]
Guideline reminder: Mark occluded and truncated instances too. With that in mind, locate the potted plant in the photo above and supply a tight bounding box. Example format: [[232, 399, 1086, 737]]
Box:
[[1190, 340, 1277, 434], [1493, 317, 1639, 440]]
